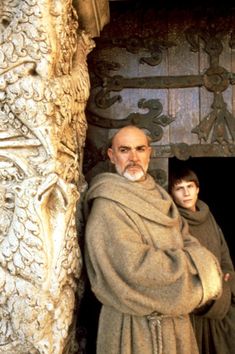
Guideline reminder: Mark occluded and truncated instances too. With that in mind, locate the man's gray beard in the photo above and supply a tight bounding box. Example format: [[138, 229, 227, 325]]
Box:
[[123, 170, 145, 181], [115, 165, 145, 181]]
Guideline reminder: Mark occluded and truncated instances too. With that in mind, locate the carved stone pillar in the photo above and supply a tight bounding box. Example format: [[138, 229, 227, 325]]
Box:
[[0, 0, 109, 353]]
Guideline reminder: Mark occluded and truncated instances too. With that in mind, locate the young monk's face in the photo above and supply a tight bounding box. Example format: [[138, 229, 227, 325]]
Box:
[[108, 127, 152, 181], [171, 180, 199, 212]]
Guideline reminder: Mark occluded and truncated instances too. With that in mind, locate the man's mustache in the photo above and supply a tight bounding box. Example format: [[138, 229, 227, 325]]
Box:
[[124, 163, 144, 172]]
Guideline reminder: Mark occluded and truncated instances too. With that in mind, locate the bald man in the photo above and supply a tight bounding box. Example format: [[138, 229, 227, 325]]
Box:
[[84, 125, 222, 354]]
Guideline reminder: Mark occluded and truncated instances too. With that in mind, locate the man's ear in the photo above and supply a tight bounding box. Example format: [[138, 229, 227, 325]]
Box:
[[107, 148, 114, 164], [147, 146, 152, 162]]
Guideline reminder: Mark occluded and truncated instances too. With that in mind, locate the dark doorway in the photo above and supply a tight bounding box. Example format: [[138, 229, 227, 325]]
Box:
[[169, 157, 235, 267]]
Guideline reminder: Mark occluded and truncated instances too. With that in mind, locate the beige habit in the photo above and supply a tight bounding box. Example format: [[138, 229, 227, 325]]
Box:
[[178, 200, 235, 354], [84, 173, 222, 354]]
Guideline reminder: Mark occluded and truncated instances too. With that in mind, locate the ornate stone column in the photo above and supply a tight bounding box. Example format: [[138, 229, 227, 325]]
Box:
[[0, 0, 109, 353]]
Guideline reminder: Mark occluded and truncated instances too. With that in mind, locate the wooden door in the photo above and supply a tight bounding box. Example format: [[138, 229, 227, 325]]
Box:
[[84, 3, 235, 190]]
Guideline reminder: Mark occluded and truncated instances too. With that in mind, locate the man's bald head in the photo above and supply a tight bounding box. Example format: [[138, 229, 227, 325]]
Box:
[[107, 125, 152, 181]]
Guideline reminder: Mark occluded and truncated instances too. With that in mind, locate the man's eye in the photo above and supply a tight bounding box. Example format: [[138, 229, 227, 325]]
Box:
[[136, 147, 146, 152], [175, 187, 183, 191], [120, 148, 128, 153]]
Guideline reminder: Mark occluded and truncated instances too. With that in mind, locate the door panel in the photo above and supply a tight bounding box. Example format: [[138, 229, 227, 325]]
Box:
[[84, 3, 235, 188]]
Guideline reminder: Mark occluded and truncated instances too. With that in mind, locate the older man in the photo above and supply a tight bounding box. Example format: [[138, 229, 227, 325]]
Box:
[[84, 125, 222, 354]]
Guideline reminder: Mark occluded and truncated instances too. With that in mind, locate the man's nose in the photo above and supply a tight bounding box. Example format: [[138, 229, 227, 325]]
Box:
[[184, 188, 190, 195], [129, 149, 138, 161]]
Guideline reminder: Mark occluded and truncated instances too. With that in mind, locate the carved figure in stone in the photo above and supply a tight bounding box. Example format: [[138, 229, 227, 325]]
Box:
[[0, 0, 94, 353], [0, 173, 81, 354]]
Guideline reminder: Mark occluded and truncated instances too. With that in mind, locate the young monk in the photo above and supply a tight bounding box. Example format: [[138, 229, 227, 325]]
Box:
[[169, 166, 235, 354]]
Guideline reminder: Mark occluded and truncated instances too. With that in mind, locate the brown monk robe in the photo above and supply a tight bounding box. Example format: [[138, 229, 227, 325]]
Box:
[[179, 200, 235, 354], [84, 172, 222, 354]]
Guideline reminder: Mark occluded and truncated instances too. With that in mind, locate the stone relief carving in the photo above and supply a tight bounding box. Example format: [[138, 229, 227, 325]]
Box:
[[0, 0, 95, 353]]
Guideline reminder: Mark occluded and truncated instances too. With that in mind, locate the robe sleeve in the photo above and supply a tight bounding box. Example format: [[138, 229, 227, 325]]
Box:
[[85, 198, 222, 317], [194, 221, 234, 319], [179, 217, 223, 307]]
